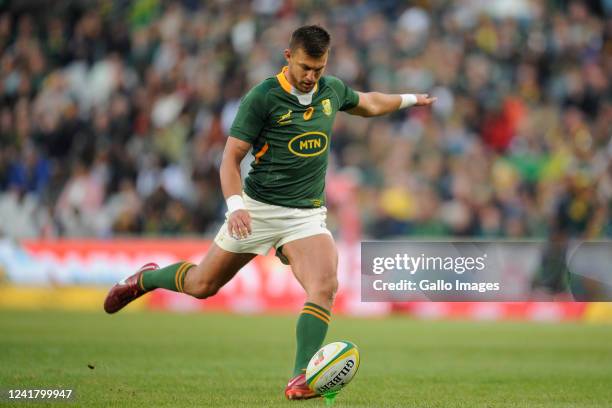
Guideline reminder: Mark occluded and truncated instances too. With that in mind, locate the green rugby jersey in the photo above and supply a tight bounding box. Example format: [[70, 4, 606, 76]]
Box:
[[230, 67, 359, 208]]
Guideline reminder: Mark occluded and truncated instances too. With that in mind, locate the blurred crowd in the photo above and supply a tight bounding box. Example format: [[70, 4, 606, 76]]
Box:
[[0, 0, 610, 240]]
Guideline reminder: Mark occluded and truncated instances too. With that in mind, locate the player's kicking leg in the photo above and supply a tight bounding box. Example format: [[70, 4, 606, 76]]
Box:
[[103, 243, 255, 313], [280, 234, 338, 400]]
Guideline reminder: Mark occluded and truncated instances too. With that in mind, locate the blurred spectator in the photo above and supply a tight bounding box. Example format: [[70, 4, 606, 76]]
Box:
[[55, 160, 104, 236], [0, 0, 609, 240], [7, 145, 50, 195]]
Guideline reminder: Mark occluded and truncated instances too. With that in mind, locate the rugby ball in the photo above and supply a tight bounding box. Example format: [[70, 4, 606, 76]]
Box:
[[305, 341, 360, 395]]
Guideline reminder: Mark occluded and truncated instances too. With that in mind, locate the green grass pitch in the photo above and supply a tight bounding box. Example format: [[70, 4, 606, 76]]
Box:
[[1, 310, 611, 407]]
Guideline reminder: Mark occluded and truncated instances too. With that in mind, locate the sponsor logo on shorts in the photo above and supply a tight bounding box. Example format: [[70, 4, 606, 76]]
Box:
[[288, 132, 328, 157]]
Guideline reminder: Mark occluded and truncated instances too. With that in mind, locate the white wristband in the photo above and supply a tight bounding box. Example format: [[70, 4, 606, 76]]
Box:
[[399, 94, 418, 109], [226, 195, 246, 214]]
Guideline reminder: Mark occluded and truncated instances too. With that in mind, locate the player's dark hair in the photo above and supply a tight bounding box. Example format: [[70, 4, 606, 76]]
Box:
[[289, 25, 330, 57]]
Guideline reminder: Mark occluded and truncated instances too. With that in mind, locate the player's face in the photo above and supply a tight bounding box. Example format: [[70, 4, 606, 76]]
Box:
[[284, 47, 328, 93]]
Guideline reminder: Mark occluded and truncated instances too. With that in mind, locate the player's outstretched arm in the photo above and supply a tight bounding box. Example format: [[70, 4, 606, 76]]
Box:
[[347, 92, 436, 117], [220, 136, 253, 239]]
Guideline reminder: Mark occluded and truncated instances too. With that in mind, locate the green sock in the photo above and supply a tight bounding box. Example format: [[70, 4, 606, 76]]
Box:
[[140, 262, 194, 293], [293, 302, 331, 376]]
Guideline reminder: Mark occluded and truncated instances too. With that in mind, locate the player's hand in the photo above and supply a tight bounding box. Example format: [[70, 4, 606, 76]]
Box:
[[228, 209, 252, 240], [415, 94, 437, 106]]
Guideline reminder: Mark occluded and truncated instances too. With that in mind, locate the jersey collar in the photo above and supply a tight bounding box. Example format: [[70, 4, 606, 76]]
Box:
[[276, 66, 318, 104]]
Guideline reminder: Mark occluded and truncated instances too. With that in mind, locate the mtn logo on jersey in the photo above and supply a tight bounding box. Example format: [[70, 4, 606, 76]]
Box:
[[288, 132, 328, 157]]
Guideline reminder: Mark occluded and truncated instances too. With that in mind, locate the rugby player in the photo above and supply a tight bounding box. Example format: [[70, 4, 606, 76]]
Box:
[[104, 25, 435, 400]]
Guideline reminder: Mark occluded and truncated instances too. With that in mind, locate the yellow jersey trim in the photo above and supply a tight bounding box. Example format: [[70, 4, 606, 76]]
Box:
[[275, 66, 318, 95]]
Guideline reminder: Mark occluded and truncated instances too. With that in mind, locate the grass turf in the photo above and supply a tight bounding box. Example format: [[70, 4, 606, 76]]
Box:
[[0, 310, 611, 407]]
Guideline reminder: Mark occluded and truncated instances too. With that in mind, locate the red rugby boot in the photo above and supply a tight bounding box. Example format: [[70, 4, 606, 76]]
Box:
[[103, 262, 159, 314], [285, 373, 318, 400]]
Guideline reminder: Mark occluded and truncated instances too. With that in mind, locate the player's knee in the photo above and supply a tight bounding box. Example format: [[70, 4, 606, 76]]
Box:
[[310, 277, 338, 305]]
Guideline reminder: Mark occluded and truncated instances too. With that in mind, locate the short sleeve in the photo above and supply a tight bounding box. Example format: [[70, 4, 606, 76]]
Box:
[[326, 76, 360, 111], [229, 87, 267, 143]]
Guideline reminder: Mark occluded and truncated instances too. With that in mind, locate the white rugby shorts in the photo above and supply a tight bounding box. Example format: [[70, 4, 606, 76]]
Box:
[[214, 192, 331, 263]]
